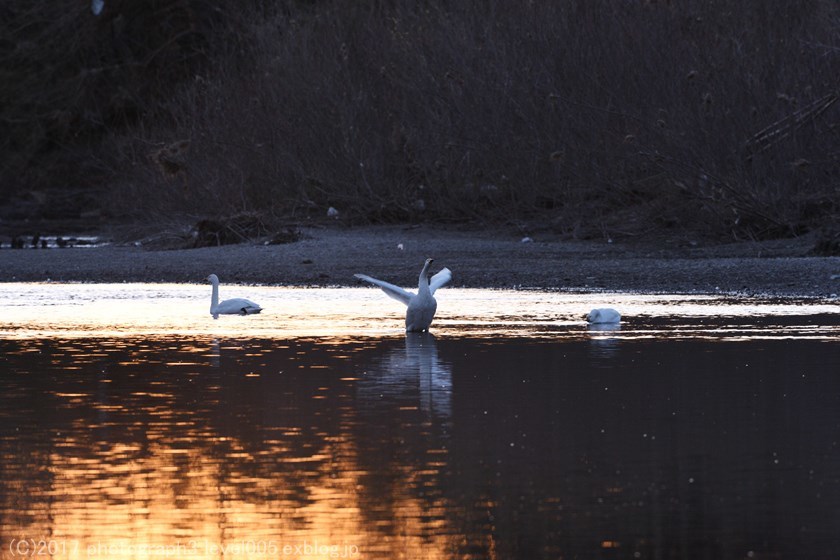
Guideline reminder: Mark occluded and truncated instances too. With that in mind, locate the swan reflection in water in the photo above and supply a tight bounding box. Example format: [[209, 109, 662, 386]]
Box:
[[586, 321, 622, 362], [358, 333, 452, 420], [209, 338, 221, 368]]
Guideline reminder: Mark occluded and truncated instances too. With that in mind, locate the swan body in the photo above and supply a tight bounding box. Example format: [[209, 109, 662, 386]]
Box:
[[206, 274, 262, 319], [586, 308, 621, 324], [355, 258, 452, 332]]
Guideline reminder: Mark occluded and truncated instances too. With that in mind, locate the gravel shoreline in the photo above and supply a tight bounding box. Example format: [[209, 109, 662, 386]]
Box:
[[2, 225, 839, 298]]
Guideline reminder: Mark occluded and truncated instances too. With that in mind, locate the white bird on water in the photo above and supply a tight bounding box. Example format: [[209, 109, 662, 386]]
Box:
[[206, 274, 262, 319], [355, 258, 452, 332], [586, 308, 621, 324]]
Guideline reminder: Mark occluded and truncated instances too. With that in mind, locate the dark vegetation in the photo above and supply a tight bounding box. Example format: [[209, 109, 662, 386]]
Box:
[[1, 0, 838, 243]]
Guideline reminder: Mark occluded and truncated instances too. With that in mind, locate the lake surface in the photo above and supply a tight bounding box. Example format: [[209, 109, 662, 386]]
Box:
[[1, 284, 839, 559]]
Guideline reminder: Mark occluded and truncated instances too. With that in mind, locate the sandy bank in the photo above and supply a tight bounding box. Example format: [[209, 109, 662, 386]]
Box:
[[1, 225, 839, 298]]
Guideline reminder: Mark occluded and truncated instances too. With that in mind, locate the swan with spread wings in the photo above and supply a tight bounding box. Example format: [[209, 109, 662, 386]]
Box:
[[355, 258, 452, 332]]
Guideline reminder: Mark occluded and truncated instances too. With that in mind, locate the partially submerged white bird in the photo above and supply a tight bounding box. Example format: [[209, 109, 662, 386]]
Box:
[[206, 274, 262, 319], [586, 308, 621, 324], [355, 258, 452, 332]]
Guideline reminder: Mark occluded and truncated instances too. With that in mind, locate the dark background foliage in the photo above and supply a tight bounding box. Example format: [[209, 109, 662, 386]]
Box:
[[1, 0, 838, 240]]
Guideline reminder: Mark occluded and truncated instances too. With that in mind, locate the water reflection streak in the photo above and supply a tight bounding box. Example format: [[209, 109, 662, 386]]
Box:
[[1, 284, 839, 559]]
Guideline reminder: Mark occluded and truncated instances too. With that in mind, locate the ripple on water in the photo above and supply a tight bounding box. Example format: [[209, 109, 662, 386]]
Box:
[[0, 284, 838, 340], [1, 285, 839, 558]]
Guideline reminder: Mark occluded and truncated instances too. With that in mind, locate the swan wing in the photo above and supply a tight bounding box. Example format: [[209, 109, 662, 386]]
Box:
[[354, 273, 413, 306], [216, 298, 263, 315], [429, 267, 452, 295], [239, 300, 263, 315]]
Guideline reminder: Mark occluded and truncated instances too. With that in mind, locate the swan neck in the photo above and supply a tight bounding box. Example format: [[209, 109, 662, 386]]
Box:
[[418, 262, 431, 294], [210, 281, 219, 309]]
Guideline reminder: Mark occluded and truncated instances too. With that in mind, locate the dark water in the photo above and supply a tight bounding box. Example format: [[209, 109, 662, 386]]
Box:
[[2, 330, 840, 559]]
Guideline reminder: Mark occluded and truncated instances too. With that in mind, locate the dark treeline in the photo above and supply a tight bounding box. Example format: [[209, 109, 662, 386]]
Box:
[[1, 0, 838, 240]]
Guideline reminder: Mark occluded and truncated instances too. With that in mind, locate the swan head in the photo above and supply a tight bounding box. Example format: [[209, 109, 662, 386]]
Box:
[[420, 257, 435, 283], [206, 274, 219, 284], [417, 258, 436, 289]]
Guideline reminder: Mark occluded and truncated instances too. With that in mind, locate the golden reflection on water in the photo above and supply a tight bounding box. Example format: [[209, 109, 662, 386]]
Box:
[[33, 435, 382, 560], [1, 334, 459, 560], [2, 284, 840, 559]]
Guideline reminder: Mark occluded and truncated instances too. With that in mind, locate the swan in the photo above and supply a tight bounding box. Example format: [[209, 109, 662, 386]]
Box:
[[586, 308, 621, 324], [206, 274, 262, 319], [355, 258, 452, 332]]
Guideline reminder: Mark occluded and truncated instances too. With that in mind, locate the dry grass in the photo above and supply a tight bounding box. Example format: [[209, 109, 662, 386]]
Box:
[[3, 0, 838, 241]]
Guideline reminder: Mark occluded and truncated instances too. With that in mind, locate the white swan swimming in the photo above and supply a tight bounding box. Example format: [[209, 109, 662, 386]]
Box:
[[206, 274, 262, 319], [355, 258, 452, 332], [586, 308, 621, 324]]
